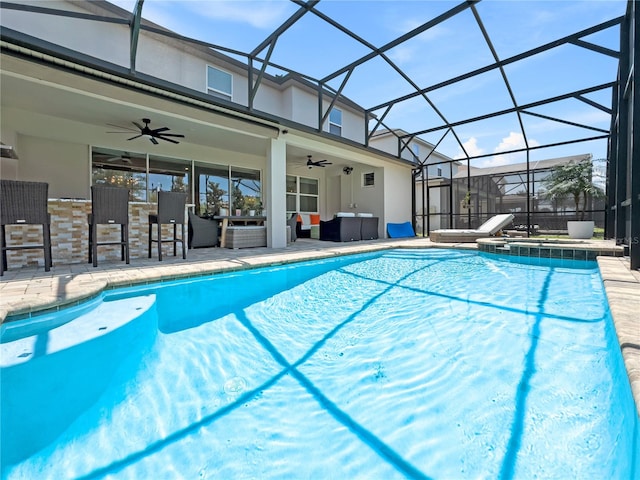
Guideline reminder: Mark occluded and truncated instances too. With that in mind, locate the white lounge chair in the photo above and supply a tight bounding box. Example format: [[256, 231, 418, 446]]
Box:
[[429, 213, 514, 243]]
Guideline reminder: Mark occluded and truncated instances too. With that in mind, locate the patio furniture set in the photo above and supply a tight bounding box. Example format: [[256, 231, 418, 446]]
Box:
[[1, 180, 385, 274], [1, 180, 188, 274]]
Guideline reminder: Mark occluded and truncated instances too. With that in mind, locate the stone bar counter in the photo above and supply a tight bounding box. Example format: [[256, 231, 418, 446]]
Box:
[[3, 199, 188, 270]]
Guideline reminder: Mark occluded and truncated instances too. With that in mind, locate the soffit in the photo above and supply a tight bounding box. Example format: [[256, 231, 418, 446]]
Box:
[[0, 52, 276, 156]]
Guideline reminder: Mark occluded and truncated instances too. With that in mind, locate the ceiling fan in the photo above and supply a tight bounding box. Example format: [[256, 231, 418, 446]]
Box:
[[307, 155, 332, 169], [105, 152, 132, 164], [107, 118, 185, 144]]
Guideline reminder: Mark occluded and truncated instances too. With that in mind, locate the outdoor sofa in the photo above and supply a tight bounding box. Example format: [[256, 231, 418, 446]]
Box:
[[320, 212, 379, 242]]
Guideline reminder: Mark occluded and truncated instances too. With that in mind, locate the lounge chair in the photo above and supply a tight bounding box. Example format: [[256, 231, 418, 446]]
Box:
[[429, 213, 514, 243]]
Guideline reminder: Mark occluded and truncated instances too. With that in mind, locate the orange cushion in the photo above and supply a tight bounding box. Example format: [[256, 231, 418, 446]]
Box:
[[297, 214, 302, 223], [310, 214, 320, 225]]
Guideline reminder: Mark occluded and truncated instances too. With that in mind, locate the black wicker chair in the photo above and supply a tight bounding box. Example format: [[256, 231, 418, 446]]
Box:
[[187, 211, 219, 248], [0, 180, 52, 275], [149, 191, 187, 261], [287, 212, 298, 242], [88, 185, 130, 267]]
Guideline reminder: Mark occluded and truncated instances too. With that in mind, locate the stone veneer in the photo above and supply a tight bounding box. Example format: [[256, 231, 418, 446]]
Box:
[[3, 199, 188, 269]]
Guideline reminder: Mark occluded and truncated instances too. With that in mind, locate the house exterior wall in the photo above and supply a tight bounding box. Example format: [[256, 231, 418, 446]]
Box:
[[17, 134, 90, 199], [2, 1, 366, 143], [288, 85, 319, 129], [1, 0, 417, 247], [370, 132, 450, 166], [383, 166, 412, 229], [333, 106, 365, 144], [136, 36, 215, 95], [2, 103, 268, 202], [353, 166, 384, 218], [2, 1, 131, 67], [370, 133, 399, 157]]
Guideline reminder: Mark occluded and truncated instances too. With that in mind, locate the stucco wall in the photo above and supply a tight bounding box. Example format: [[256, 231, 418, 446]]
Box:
[[17, 134, 90, 199], [2, 1, 366, 144], [383, 165, 413, 230], [2, 1, 130, 67]]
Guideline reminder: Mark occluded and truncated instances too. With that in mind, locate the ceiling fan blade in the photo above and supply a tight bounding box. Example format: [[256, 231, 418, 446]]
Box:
[[106, 156, 132, 164], [106, 123, 138, 133], [132, 121, 145, 130], [127, 134, 143, 141], [150, 137, 159, 145], [158, 133, 185, 138], [157, 136, 180, 144], [151, 127, 170, 134]]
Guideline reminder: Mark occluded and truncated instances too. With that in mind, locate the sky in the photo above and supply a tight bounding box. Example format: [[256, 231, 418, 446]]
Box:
[[110, 0, 625, 167]]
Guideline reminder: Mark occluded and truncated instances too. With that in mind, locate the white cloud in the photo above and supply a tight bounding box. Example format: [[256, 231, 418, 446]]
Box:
[[454, 137, 484, 159], [483, 132, 540, 167], [388, 46, 416, 65], [466, 132, 542, 168], [185, 0, 290, 29], [496, 131, 528, 153]]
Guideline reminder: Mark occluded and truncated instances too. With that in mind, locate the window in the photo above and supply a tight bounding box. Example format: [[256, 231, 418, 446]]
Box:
[[437, 167, 442, 177], [286, 175, 318, 213], [412, 144, 420, 159], [363, 172, 375, 187], [231, 166, 262, 215], [148, 155, 191, 203], [207, 65, 232, 101], [329, 108, 342, 136], [91, 148, 147, 201], [91, 148, 192, 202], [286, 175, 298, 212], [194, 162, 229, 216]]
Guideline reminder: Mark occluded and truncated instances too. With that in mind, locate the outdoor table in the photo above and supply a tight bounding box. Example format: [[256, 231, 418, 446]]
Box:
[[214, 215, 266, 248]]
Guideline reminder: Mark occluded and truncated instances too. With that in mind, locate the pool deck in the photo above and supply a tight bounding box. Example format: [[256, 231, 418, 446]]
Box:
[[1, 237, 638, 416]]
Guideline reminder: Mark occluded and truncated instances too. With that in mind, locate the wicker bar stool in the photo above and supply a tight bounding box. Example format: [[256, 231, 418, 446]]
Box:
[[0, 179, 52, 275], [88, 185, 130, 267], [148, 191, 187, 261]]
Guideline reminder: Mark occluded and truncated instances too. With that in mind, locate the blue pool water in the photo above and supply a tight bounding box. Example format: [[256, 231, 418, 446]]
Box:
[[1, 249, 638, 479]]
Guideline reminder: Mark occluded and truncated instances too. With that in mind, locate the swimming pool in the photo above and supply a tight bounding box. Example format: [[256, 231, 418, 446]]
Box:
[[1, 249, 638, 479]]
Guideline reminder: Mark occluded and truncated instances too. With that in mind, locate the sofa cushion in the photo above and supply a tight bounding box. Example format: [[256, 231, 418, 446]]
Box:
[[356, 213, 373, 217], [335, 212, 355, 217]]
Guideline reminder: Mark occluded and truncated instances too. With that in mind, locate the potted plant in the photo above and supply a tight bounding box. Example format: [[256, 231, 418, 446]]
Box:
[[542, 158, 605, 239], [245, 196, 261, 216]]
